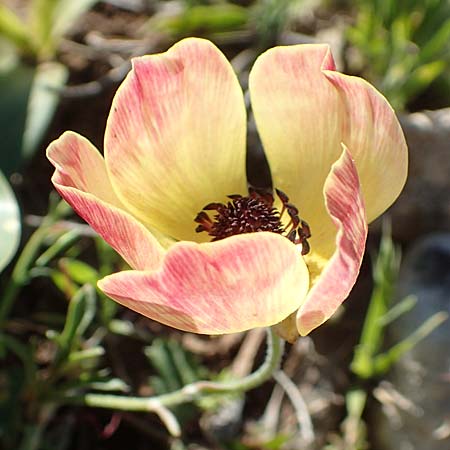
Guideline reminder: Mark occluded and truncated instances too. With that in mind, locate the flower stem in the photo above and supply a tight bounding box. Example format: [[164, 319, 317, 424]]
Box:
[[68, 327, 283, 435]]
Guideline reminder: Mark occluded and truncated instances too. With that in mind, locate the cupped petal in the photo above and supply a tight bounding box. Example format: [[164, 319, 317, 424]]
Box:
[[249, 44, 341, 257], [249, 44, 407, 256], [297, 147, 368, 336], [322, 70, 407, 222], [105, 37, 248, 243], [47, 131, 164, 270], [98, 232, 310, 334]]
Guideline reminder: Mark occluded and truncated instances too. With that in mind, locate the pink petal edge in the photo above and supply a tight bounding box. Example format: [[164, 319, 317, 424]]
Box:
[[297, 146, 368, 335], [47, 131, 164, 271], [248, 44, 349, 257], [98, 232, 310, 334], [103, 37, 247, 242], [323, 70, 408, 223]]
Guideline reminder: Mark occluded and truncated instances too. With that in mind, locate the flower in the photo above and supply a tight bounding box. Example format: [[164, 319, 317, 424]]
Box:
[[47, 38, 407, 339]]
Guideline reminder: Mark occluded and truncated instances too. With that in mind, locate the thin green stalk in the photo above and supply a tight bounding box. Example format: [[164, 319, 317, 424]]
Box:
[[66, 328, 283, 434], [351, 226, 400, 379]]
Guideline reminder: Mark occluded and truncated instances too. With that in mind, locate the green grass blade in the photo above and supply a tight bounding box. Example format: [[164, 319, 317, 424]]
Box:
[[373, 311, 448, 375], [351, 225, 401, 379], [0, 5, 32, 53], [377, 295, 417, 327]]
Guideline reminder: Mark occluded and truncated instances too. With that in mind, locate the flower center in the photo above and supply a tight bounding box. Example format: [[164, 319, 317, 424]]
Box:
[[195, 188, 311, 255]]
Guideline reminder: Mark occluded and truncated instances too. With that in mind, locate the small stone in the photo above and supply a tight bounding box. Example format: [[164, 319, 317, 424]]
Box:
[[200, 398, 245, 444]]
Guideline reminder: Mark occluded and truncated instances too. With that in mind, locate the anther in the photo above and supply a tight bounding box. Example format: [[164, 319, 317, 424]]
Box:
[[203, 202, 225, 211], [275, 188, 289, 204], [287, 229, 297, 242], [194, 211, 212, 224], [300, 240, 310, 255], [195, 188, 311, 254]]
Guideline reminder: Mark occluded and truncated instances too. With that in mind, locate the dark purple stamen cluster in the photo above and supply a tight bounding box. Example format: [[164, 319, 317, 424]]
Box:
[[195, 188, 311, 255]]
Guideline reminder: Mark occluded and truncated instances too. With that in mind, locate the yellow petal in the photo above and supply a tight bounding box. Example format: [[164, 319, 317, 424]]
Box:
[[47, 131, 164, 270], [249, 44, 407, 257], [105, 38, 247, 242], [249, 44, 340, 257]]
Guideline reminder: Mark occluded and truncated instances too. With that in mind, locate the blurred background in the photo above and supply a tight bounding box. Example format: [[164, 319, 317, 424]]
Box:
[[0, 1, 449, 449]]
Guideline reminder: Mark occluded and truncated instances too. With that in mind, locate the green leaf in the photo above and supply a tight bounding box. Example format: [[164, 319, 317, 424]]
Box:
[[59, 375, 130, 394], [29, 0, 99, 58], [419, 18, 450, 63], [30, 0, 59, 57], [88, 378, 130, 393], [0, 170, 21, 273], [0, 60, 34, 174], [50, 269, 78, 298], [68, 346, 105, 363], [338, 388, 369, 450], [56, 284, 96, 356], [347, 0, 450, 109], [403, 59, 447, 101], [145, 339, 183, 393], [0, 60, 67, 175], [35, 230, 80, 267], [252, 0, 292, 46], [151, 3, 249, 36], [108, 319, 133, 336], [373, 311, 448, 375], [166, 340, 201, 385], [22, 61, 68, 160], [377, 295, 417, 327], [346, 388, 367, 421], [0, 5, 33, 53], [145, 338, 206, 422], [351, 224, 401, 379], [57, 257, 99, 286], [145, 338, 207, 393]]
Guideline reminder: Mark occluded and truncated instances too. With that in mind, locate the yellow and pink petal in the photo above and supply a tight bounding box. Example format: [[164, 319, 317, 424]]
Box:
[[104, 38, 248, 243], [98, 232, 310, 334], [322, 70, 407, 222], [47, 131, 164, 271], [297, 147, 367, 335], [249, 43, 407, 258]]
